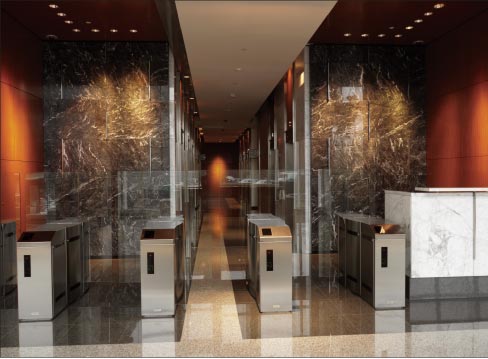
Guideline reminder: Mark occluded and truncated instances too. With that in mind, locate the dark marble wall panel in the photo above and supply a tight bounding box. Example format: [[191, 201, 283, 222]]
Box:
[[43, 42, 169, 258], [310, 45, 426, 253]]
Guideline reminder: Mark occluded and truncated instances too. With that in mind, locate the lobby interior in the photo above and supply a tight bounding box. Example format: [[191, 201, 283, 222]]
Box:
[[1, 0, 488, 357]]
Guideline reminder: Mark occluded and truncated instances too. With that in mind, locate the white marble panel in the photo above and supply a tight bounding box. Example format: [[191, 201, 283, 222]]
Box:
[[385, 191, 412, 276], [411, 194, 473, 278], [475, 193, 488, 276]]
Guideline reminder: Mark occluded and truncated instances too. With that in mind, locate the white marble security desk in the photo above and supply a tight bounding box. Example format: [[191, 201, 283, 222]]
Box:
[[385, 188, 488, 299]]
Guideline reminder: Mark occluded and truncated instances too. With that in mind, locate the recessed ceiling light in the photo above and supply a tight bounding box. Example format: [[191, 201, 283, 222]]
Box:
[[235, 67, 243, 72], [57, 12, 66, 17], [405, 25, 414, 30], [378, 33, 386, 38], [64, 20, 74, 24], [344, 33, 352, 37], [85, 21, 92, 24], [109, 29, 118, 33], [389, 26, 395, 30], [413, 40, 425, 45], [129, 29, 138, 33], [73, 28, 81, 33], [91, 28, 100, 33], [46, 34, 58, 40], [434, 3, 445, 9], [394, 34, 403, 38], [414, 19, 423, 23], [424, 11, 433, 16], [48, 4, 58, 9], [361, 33, 369, 37]]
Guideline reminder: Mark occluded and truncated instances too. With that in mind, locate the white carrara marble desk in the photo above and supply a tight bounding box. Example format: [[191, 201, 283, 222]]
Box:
[[385, 188, 488, 299]]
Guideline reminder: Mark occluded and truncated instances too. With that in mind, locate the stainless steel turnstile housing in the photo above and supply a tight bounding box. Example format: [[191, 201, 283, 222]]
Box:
[[360, 223, 405, 309], [1, 221, 17, 297], [254, 220, 292, 312], [247, 215, 286, 299], [140, 218, 185, 317], [49, 219, 90, 294], [17, 228, 68, 321], [39, 223, 83, 303]]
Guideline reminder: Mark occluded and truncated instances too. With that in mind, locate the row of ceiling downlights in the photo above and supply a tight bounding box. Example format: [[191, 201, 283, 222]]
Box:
[[343, 2, 446, 44], [47, 3, 137, 37]]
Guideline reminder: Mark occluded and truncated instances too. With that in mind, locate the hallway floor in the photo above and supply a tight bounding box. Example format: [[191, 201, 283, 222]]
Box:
[[3, 199, 488, 356]]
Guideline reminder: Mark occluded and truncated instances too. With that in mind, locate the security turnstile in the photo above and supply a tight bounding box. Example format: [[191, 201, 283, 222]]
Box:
[[140, 219, 185, 317], [49, 219, 90, 294], [37, 223, 83, 303], [1, 221, 17, 297], [17, 229, 68, 321], [247, 215, 286, 299], [360, 223, 406, 309], [253, 220, 292, 312]]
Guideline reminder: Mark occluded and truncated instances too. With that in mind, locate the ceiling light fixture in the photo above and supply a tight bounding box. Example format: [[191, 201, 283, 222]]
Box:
[[194, 112, 198, 115], [405, 25, 414, 30], [343, 33, 352, 37], [73, 28, 81, 33], [85, 21, 92, 24], [189, 97, 195, 100], [110, 29, 118, 33], [434, 3, 445, 9], [413, 40, 425, 45], [48, 4, 58, 9], [378, 33, 386, 38], [414, 19, 423, 23], [91, 28, 100, 33], [64, 20, 74, 24], [46, 34, 58, 40], [394, 34, 403, 38], [361, 33, 369, 37], [129, 29, 138, 33], [389, 26, 395, 30], [424, 11, 433, 16], [57, 12, 66, 17], [183, 75, 190, 79]]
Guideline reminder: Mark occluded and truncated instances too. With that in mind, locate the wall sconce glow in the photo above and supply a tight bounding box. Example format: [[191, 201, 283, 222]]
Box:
[[299, 72, 305, 87]]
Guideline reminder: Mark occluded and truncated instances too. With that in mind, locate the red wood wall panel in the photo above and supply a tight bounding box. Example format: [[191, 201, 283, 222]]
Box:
[[1, 11, 44, 233], [426, 10, 488, 187]]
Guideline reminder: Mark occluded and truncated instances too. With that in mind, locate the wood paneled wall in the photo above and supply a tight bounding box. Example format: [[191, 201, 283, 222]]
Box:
[[426, 10, 488, 186], [1, 11, 44, 234]]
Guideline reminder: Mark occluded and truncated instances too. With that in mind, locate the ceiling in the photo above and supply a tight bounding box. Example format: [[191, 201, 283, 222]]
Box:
[[176, 0, 337, 143], [2, 0, 165, 41], [310, 0, 488, 45]]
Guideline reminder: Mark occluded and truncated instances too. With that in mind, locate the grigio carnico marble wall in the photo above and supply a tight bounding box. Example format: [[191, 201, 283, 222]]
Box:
[[310, 45, 426, 253], [43, 42, 169, 258]]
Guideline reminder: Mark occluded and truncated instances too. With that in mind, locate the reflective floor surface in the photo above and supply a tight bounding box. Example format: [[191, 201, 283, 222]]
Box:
[[2, 197, 488, 356]]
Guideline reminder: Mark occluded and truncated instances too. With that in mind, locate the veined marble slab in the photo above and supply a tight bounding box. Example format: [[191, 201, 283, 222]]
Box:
[[416, 187, 488, 192], [385, 190, 488, 279]]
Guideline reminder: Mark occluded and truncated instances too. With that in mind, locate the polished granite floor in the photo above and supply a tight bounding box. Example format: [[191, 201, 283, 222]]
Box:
[[2, 198, 488, 356]]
